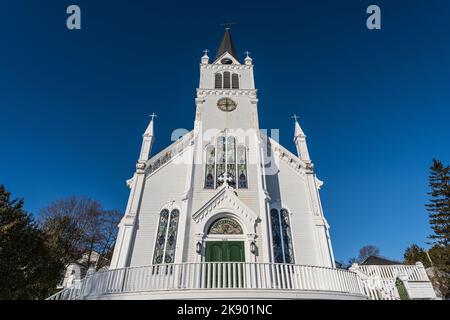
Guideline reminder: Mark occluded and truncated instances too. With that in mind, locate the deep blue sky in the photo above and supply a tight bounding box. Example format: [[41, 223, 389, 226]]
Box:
[[1, 1, 449, 262]]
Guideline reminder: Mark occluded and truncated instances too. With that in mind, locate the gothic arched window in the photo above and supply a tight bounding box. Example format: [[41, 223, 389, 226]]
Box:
[[223, 71, 231, 89], [206, 135, 248, 189], [232, 73, 239, 89], [215, 73, 222, 89], [270, 208, 295, 263], [237, 145, 247, 188], [152, 208, 180, 265], [205, 145, 215, 189]]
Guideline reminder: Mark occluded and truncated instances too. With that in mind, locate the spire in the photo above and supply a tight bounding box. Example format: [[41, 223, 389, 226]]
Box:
[[144, 113, 157, 137], [292, 115, 310, 162], [139, 113, 156, 162], [215, 28, 239, 62], [292, 114, 305, 138]]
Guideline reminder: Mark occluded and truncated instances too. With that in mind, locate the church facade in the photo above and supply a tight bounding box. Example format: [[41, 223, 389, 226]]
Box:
[[110, 29, 335, 273], [47, 30, 438, 301]]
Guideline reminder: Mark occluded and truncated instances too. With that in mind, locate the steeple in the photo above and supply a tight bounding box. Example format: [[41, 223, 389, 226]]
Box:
[[215, 28, 239, 62]]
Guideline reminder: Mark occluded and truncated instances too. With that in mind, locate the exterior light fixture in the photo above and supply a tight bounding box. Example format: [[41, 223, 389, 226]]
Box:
[[196, 241, 202, 254], [250, 242, 256, 254]]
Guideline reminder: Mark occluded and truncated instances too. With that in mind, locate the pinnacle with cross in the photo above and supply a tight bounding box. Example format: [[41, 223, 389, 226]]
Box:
[[202, 49, 210, 56], [291, 114, 299, 122], [244, 51, 251, 58]]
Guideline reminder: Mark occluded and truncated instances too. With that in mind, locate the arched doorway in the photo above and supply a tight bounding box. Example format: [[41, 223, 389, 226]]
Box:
[[204, 217, 245, 263]]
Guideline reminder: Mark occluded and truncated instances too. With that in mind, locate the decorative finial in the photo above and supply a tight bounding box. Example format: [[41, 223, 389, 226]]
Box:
[[202, 49, 210, 56], [149, 112, 158, 121], [291, 114, 300, 122], [244, 51, 251, 58]]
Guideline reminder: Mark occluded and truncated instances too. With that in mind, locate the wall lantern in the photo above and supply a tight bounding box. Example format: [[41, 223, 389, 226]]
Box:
[[196, 241, 202, 254], [250, 241, 257, 254]]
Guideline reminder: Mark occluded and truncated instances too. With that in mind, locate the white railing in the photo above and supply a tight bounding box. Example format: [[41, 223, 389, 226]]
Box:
[[51, 262, 365, 299], [357, 264, 428, 281], [46, 287, 81, 300], [351, 263, 433, 300]]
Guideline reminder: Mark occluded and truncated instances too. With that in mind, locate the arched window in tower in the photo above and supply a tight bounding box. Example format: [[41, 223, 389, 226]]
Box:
[[232, 73, 239, 89], [223, 71, 231, 89], [216, 136, 226, 187], [152, 208, 180, 264], [214, 73, 222, 89], [226, 136, 236, 187], [237, 145, 247, 188], [205, 145, 215, 189], [270, 208, 295, 263]]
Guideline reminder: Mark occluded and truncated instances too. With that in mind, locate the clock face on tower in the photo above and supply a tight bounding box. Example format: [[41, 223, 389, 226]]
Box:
[[217, 98, 237, 112]]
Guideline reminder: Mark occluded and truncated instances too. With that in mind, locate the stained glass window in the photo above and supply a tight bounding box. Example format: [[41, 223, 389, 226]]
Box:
[[205, 145, 215, 189], [270, 209, 283, 263], [216, 136, 226, 187], [208, 135, 248, 189], [280, 209, 295, 263], [152, 209, 180, 265], [208, 217, 243, 234], [152, 209, 169, 264], [164, 209, 180, 263], [226, 136, 236, 188], [270, 208, 295, 263], [237, 145, 247, 188]]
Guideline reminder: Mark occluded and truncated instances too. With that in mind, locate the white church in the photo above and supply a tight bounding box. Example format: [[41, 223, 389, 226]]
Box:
[[49, 30, 437, 300]]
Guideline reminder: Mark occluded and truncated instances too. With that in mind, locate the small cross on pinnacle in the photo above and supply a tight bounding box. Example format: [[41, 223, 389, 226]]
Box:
[[150, 112, 158, 121], [203, 49, 210, 56], [220, 22, 236, 30], [291, 114, 299, 122], [244, 51, 251, 58]]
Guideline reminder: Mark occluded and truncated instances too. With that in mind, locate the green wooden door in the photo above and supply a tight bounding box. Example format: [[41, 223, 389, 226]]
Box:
[[205, 241, 245, 262], [204, 241, 245, 288]]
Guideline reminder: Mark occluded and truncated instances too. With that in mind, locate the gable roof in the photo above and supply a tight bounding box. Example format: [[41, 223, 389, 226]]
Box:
[[361, 255, 403, 266]]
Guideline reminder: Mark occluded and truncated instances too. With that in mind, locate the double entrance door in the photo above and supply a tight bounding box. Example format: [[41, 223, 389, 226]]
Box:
[[204, 241, 245, 288]]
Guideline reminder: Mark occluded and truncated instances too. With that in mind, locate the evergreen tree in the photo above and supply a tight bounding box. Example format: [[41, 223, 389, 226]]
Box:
[[0, 185, 63, 299], [403, 244, 431, 267], [426, 159, 450, 246]]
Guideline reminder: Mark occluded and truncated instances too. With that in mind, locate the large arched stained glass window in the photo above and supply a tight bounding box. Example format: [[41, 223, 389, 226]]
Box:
[[152, 209, 180, 265], [270, 208, 295, 263], [207, 135, 248, 189]]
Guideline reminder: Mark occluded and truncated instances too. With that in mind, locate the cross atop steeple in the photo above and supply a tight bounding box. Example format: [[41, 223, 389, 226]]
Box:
[[149, 112, 158, 121], [220, 22, 236, 30], [244, 51, 251, 58], [203, 49, 210, 56], [291, 114, 300, 122]]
